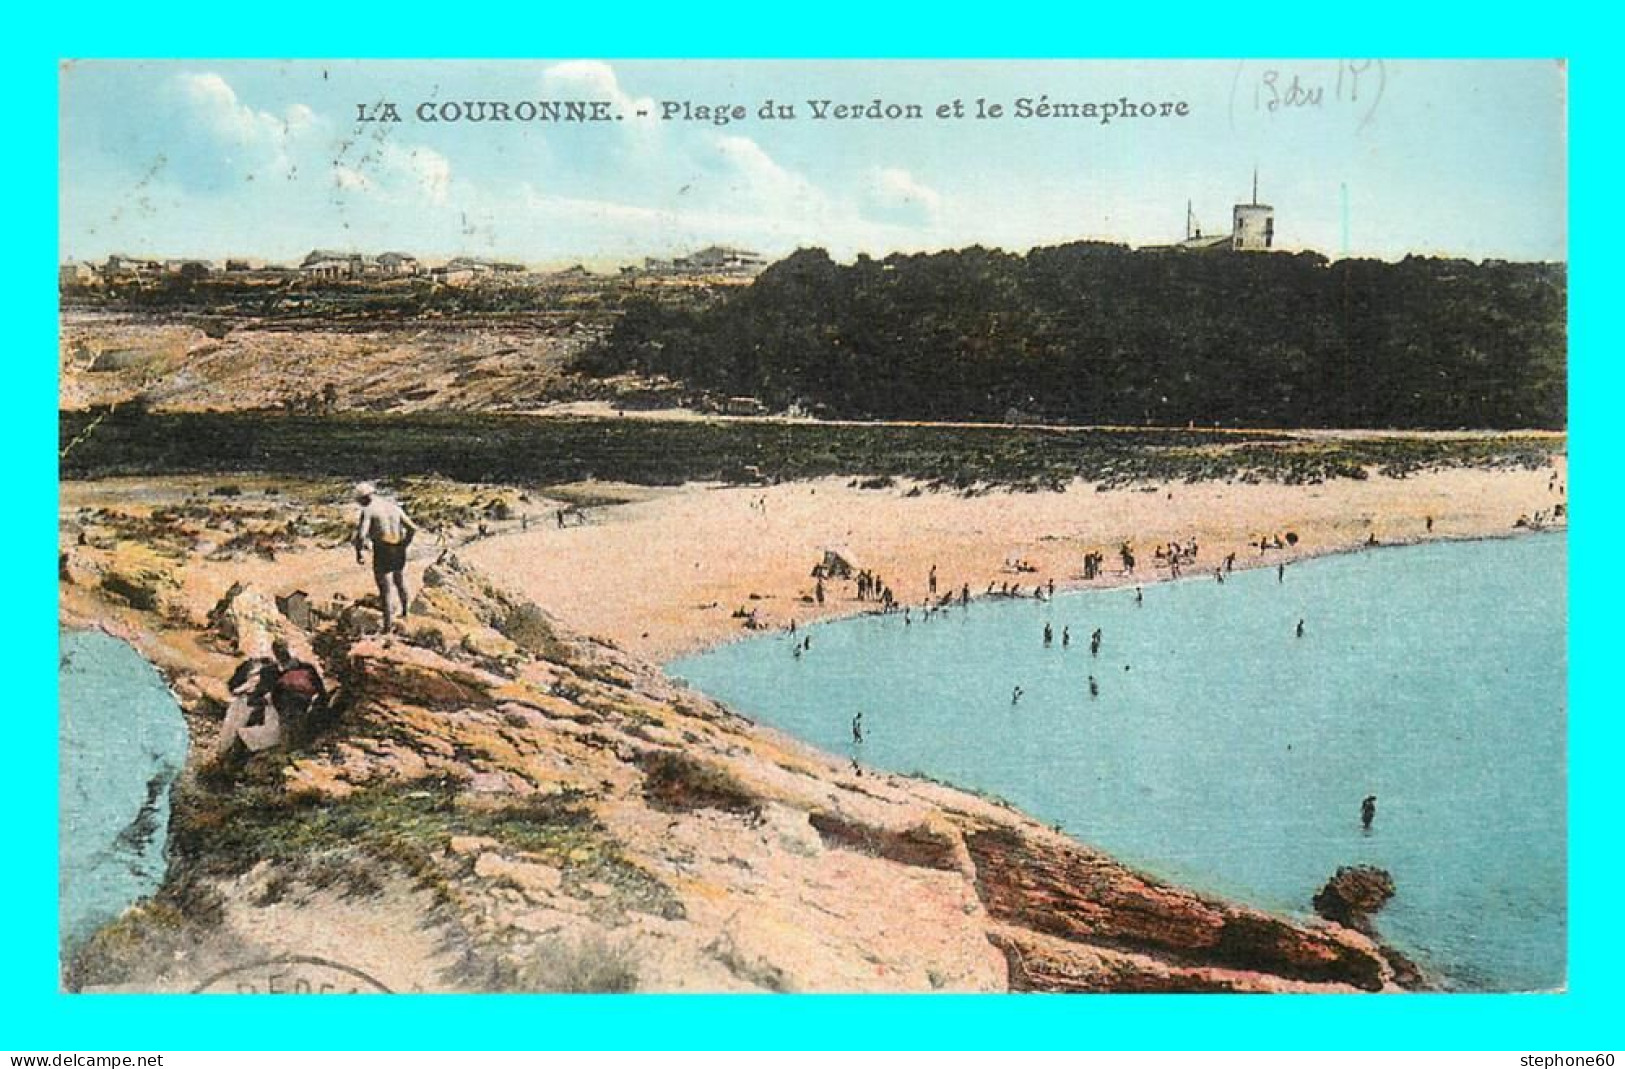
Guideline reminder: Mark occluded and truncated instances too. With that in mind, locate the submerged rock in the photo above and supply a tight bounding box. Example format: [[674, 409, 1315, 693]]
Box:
[[1313, 865, 1397, 935]]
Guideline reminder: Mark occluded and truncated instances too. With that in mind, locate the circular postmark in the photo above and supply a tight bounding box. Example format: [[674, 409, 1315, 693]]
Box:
[[192, 954, 393, 994]]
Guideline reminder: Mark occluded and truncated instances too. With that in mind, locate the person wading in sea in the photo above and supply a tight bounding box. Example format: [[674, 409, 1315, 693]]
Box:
[[353, 481, 419, 635], [1362, 794, 1377, 832]]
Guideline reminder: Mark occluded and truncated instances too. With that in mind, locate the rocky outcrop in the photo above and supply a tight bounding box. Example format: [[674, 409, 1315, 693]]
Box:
[[1314, 865, 1397, 935], [964, 826, 1393, 992]]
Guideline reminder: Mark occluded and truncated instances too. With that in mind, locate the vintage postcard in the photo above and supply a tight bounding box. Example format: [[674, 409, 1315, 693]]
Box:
[[57, 59, 1566, 995]]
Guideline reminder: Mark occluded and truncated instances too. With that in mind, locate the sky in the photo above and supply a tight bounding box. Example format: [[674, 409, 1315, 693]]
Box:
[[58, 59, 1567, 266]]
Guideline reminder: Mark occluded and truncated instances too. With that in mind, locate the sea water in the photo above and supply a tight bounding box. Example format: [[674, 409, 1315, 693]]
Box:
[[59, 630, 190, 957], [670, 534, 1567, 991]]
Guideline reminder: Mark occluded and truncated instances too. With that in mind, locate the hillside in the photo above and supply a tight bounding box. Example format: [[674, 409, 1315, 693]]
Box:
[[580, 245, 1568, 430]]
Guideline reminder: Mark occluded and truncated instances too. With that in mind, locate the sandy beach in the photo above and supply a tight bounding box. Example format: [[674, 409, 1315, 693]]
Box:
[[455, 459, 1567, 662], [60, 453, 1567, 669]]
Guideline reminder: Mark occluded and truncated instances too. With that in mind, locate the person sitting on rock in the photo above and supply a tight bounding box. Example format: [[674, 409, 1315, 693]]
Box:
[[216, 641, 328, 760], [215, 653, 281, 760], [269, 638, 327, 734]]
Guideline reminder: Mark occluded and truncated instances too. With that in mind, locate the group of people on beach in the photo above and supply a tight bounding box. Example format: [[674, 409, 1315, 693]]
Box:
[[1515, 506, 1564, 530], [853, 569, 894, 607]]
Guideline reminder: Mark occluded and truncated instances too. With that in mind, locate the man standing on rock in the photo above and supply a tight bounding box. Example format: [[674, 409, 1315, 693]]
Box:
[[353, 481, 419, 634]]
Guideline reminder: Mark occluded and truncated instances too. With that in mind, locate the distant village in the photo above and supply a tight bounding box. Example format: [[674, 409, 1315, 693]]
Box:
[[61, 179, 1278, 291], [59, 244, 768, 290]]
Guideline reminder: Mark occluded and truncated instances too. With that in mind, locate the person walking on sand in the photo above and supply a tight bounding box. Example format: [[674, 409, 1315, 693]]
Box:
[[1361, 794, 1377, 832], [353, 481, 419, 635], [929, 564, 938, 596]]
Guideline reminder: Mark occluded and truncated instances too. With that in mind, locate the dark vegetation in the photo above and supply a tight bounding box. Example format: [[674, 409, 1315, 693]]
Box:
[[64, 274, 646, 329], [60, 407, 1563, 490], [635, 750, 762, 819], [577, 244, 1567, 430], [169, 774, 599, 890]]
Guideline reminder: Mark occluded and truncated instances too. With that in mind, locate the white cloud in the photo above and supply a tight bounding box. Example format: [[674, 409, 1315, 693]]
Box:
[[540, 60, 656, 124], [863, 166, 945, 228], [710, 135, 831, 217], [331, 165, 369, 192], [169, 72, 317, 181], [384, 143, 452, 205]]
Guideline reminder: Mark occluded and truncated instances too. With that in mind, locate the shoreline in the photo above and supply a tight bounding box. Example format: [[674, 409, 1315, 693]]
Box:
[[59, 457, 1567, 667], [656, 524, 1570, 665], [659, 526, 1567, 994], [457, 462, 1568, 662]]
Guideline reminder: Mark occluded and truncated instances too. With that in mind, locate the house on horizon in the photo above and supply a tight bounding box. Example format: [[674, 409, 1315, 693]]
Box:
[[102, 254, 164, 278], [638, 245, 766, 276], [59, 262, 100, 288], [300, 249, 424, 279], [164, 258, 217, 278], [430, 256, 526, 284], [678, 246, 765, 273], [376, 251, 421, 276], [300, 249, 362, 280]]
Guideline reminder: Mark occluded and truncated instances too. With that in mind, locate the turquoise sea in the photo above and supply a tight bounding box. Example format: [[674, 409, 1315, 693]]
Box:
[[670, 534, 1567, 991], [58, 630, 189, 958]]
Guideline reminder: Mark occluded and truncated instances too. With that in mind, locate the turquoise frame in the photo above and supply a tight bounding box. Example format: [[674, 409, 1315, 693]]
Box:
[[19, 11, 1612, 1050]]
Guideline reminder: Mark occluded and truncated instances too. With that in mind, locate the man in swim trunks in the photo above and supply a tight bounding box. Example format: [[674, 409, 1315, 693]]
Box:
[[353, 481, 419, 634]]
